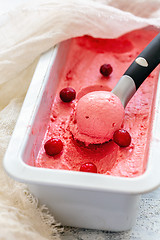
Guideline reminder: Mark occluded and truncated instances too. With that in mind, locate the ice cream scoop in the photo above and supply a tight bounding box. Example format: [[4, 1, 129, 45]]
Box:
[[75, 91, 124, 143], [71, 33, 160, 144], [112, 32, 160, 108]]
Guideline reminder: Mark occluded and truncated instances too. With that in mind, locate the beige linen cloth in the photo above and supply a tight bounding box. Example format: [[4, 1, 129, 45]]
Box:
[[0, 0, 160, 239]]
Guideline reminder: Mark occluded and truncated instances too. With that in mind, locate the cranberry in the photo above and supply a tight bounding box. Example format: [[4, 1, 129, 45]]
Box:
[[80, 162, 97, 173], [60, 87, 76, 102], [100, 64, 113, 77], [113, 129, 131, 147], [44, 138, 63, 156]]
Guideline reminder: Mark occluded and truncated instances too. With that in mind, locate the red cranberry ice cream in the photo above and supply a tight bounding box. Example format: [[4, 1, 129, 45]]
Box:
[[34, 27, 160, 177], [70, 91, 125, 144]]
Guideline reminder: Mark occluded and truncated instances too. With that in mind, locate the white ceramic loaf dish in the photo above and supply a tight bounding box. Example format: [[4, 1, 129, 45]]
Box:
[[3, 39, 160, 231]]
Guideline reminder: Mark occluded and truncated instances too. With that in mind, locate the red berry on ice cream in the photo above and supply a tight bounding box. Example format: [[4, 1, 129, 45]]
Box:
[[80, 162, 97, 173], [60, 87, 76, 102], [100, 64, 113, 77], [44, 138, 63, 156], [113, 129, 131, 147]]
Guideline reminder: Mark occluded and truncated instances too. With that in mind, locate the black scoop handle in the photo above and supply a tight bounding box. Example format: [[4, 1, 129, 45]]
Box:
[[112, 33, 160, 108], [124, 32, 160, 89]]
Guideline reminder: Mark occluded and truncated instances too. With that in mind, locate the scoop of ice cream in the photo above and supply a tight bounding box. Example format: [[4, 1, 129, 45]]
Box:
[[70, 91, 125, 144]]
